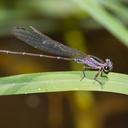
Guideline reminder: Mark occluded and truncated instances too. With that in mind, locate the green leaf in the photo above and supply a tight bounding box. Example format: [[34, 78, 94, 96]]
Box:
[[0, 71, 127, 95], [72, 0, 128, 47]]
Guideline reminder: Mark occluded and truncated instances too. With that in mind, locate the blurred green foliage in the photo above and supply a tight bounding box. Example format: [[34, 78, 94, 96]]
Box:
[[0, 0, 128, 47]]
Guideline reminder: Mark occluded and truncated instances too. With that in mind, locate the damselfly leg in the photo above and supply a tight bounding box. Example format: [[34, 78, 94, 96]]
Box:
[[80, 66, 93, 81], [81, 66, 108, 86]]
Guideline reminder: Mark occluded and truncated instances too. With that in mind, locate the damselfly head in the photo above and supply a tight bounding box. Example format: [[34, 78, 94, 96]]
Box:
[[103, 59, 113, 74]]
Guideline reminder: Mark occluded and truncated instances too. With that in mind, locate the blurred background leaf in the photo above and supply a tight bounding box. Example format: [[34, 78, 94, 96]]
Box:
[[72, 0, 128, 47]]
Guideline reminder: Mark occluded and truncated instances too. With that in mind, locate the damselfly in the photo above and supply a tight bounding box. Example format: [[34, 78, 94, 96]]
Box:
[[0, 26, 113, 84]]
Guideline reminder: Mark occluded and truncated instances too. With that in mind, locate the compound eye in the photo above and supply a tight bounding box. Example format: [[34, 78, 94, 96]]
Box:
[[104, 66, 109, 70], [103, 66, 110, 74]]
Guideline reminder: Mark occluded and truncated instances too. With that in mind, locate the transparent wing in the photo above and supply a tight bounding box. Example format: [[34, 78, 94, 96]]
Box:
[[13, 26, 86, 57]]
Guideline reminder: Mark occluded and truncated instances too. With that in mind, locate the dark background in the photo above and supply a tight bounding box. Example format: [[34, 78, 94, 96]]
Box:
[[0, 0, 128, 128]]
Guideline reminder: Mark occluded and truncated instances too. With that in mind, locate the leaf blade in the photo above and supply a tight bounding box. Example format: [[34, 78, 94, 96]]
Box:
[[0, 71, 127, 95]]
